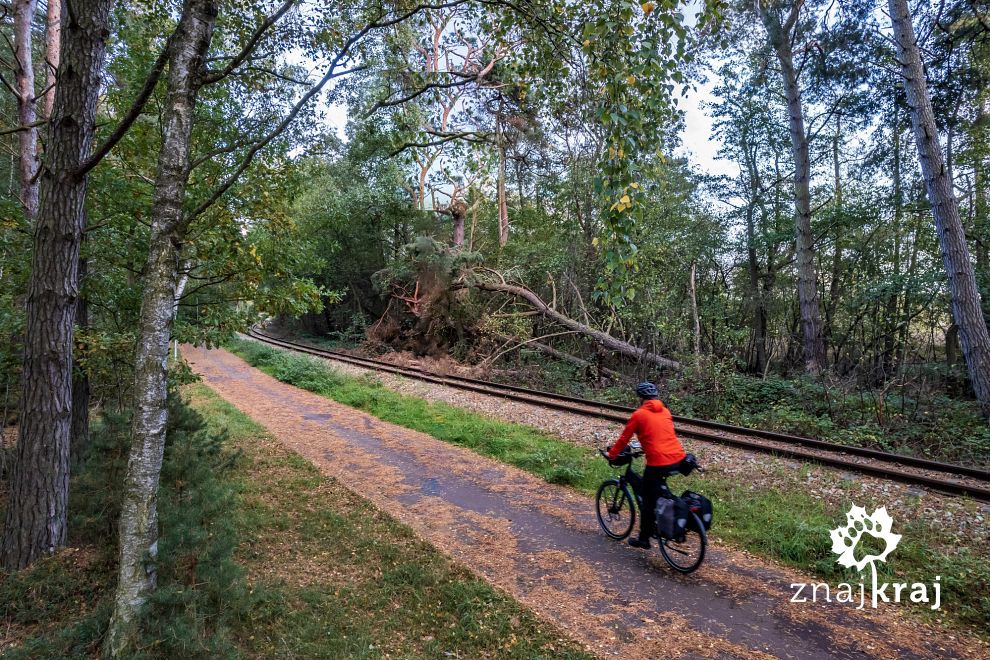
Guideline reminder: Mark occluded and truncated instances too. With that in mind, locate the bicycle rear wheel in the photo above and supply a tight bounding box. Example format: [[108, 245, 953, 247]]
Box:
[[596, 480, 635, 540], [658, 511, 706, 573]]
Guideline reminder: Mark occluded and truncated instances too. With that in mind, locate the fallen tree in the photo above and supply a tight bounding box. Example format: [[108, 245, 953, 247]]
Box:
[[467, 276, 682, 372], [489, 333, 625, 380]]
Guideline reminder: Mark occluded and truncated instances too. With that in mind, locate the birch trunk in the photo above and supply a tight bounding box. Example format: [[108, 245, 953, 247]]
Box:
[[107, 0, 216, 653], [13, 0, 40, 220], [1, 0, 113, 570], [757, 0, 827, 373], [889, 0, 990, 413]]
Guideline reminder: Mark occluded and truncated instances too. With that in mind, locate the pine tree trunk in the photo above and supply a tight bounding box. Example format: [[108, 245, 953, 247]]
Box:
[[13, 0, 40, 220], [889, 0, 990, 414], [70, 254, 90, 467], [758, 1, 827, 373], [43, 0, 62, 120], [107, 0, 216, 653], [1, 0, 112, 571]]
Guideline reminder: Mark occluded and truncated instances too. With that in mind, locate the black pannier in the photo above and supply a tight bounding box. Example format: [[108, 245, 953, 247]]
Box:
[[654, 495, 690, 540], [681, 490, 713, 531]]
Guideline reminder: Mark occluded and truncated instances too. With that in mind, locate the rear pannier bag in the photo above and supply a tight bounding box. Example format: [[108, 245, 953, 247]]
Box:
[[681, 490, 713, 531], [655, 495, 690, 540]]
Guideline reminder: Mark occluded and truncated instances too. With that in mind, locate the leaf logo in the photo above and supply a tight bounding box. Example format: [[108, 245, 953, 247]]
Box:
[[829, 505, 901, 573]]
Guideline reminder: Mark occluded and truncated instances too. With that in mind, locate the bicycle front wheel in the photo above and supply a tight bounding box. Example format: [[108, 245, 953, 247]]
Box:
[[658, 511, 706, 574], [596, 479, 635, 540]]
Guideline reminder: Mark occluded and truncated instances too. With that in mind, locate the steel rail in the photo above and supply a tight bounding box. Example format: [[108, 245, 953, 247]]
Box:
[[244, 327, 990, 501]]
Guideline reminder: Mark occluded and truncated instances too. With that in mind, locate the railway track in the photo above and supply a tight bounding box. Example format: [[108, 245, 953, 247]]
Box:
[[244, 327, 990, 502]]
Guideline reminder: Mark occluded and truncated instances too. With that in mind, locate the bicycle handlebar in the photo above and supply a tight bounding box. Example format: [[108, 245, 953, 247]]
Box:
[[598, 447, 644, 460]]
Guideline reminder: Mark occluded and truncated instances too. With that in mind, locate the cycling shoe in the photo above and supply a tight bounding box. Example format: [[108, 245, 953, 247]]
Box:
[[627, 536, 651, 549]]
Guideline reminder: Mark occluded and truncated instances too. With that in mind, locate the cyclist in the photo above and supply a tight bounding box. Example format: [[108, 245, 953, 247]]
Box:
[[605, 382, 687, 549]]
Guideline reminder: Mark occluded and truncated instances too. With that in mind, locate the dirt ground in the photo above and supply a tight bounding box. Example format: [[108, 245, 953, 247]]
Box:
[[184, 345, 987, 660]]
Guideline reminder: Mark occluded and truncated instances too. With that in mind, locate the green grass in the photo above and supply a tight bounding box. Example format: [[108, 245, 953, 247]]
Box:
[[227, 337, 990, 634]]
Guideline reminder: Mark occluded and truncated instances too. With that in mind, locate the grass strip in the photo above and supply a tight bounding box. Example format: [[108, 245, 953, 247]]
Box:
[[227, 337, 990, 633]]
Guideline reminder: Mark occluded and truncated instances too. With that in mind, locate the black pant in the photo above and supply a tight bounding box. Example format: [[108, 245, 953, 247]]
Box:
[[639, 464, 676, 539]]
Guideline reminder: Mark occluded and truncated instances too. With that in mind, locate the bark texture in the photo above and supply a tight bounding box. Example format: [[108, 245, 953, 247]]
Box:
[[43, 0, 62, 119], [13, 0, 40, 219], [1, 0, 112, 571], [107, 0, 217, 653], [70, 253, 90, 466], [889, 0, 990, 413], [757, 0, 827, 373], [472, 280, 682, 370]]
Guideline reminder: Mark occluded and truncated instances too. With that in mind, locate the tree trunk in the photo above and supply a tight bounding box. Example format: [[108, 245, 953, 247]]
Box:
[[496, 110, 509, 247], [742, 132, 768, 374], [107, 0, 216, 653], [497, 148, 508, 247], [452, 210, 465, 247], [758, 0, 827, 373], [689, 261, 701, 355], [471, 280, 682, 370], [889, 0, 990, 414], [491, 334, 622, 379], [974, 100, 989, 321], [13, 0, 40, 220], [1, 0, 112, 571], [70, 253, 90, 467], [883, 107, 903, 372], [43, 0, 62, 119], [826, 117, 842, 337]]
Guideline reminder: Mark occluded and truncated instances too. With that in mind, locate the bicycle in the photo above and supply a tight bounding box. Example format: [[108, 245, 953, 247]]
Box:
[[595, 443, 707, 574]]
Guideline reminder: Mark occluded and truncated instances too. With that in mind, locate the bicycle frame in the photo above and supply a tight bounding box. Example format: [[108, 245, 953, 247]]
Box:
[[614, 460, 674, 509]]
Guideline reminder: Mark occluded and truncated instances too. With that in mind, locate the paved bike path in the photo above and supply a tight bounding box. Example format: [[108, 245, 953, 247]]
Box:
[[185, 346, 975, 659]]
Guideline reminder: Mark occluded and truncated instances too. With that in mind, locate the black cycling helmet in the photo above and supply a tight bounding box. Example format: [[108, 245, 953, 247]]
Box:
[[635, 382, 658, 398]]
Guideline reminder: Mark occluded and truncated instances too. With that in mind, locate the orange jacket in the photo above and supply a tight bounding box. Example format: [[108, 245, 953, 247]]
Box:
[[607, 399, 686, 467]]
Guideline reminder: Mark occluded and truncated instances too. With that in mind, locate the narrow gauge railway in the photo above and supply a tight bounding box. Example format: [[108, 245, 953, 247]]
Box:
[[245, 326, 990, 502]]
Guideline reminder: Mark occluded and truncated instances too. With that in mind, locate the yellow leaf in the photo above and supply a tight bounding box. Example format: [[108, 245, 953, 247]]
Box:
[[620, 194, 631, 205], [642, 1, 655, 16], [627, 74, 636, 85], [583, 39, 591, 48], [630, 182, 640, 189]]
